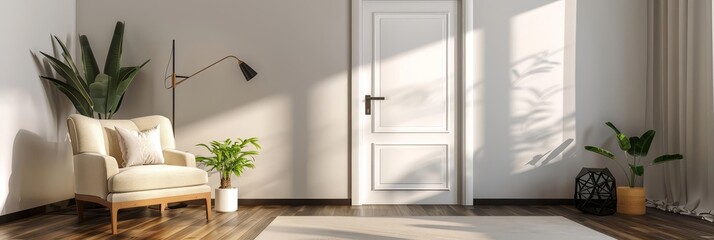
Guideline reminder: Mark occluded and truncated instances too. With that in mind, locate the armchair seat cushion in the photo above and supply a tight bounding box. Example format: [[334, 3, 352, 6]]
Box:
[[109, 165, 208, 193]]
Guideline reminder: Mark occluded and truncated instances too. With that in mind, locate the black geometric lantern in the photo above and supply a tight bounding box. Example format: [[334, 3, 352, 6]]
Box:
[[574, 168, 617, 216]]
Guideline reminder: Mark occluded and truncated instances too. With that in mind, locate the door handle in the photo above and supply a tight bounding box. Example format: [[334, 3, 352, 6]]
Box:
[[365, 95, 386, 115]]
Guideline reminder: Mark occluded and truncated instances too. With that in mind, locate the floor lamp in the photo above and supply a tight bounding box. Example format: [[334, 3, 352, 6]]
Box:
[[168, 40, 258, 132], [164, 40, 258, 209]]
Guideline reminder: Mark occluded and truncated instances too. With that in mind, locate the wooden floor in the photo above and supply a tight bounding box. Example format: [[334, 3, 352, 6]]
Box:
[[1, 204, 712, 239]]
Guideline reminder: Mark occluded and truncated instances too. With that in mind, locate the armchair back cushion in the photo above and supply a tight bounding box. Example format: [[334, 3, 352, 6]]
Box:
[[67, 114, 176, 167]]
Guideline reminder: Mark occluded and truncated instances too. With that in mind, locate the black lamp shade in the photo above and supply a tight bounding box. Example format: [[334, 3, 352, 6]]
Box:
[[239, 62, 258, 81]]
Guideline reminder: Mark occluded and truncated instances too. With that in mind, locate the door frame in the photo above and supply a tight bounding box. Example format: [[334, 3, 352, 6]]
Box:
[[350, 0, 475, 205]]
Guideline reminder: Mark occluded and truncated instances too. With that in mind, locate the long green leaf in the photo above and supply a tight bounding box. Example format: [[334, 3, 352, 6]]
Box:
[[114, 95, 125, 115], [627, 136, 640, 156], [39, 51, 93, 104], [104, 21, 124, 79], [89, 74, 111, 115], [629, 164, 645, 176], [118, 67, 137, 82], [79, 35, 100, 86], [653, 154, 683, 164], [606, 122, 622, 134], [109, 67, 139, 112], [245, 137, 262, 149], [40, 76, 92, 116], [616, 133, 631, 151], [635, 130, 655, 157], [52, 35, 87, 91], [585, 146, 615, 159], [605, 122, 631, 151], [111, 59, 150, 112], [104, 60, 125, 117]]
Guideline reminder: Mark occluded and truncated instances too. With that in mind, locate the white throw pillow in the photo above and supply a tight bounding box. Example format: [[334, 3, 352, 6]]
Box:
[[115, 125, 165, 167]]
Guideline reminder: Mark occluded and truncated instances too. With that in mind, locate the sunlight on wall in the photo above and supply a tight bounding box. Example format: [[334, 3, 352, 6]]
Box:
[[509, 0, 569, 174], [307, 74, 349, 197], [378, 40, 450, 129], [176, 95, 295, 198]]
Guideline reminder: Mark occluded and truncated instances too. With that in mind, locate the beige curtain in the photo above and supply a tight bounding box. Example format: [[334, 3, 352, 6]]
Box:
[[645, 0, 714, 222]]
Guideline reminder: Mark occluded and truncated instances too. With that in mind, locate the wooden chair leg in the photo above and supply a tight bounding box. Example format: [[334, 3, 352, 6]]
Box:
[[160, 203, 167, 212], [205, 195, 212, 221], [76, 199, 84, 221], [110, 205, 119, 235]]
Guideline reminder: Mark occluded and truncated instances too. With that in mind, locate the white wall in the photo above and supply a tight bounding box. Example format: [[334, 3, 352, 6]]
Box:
[[472, 0, 648, 199], [574, 0, 649, 189], [77, 0, 350, 199], [0, 0, 76, 215], [73, 0, 647, 201]]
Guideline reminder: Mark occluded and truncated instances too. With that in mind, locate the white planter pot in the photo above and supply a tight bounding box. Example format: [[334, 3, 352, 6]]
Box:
[[214, 187, 238, 212]]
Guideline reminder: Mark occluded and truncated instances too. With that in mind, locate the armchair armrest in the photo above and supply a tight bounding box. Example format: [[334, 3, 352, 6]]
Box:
[[74, 153, 119, 199], [163, 149, 197, 168]]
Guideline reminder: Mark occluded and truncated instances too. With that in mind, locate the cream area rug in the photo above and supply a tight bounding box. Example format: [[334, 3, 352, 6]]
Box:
[[255, 216, 614, 240]]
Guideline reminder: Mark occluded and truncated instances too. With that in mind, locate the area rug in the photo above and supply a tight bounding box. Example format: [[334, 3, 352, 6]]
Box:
[[255, 216, 614, 240]]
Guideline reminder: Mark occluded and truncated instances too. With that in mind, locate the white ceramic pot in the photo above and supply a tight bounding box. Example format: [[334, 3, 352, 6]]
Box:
[[214, 187, 238, 212]]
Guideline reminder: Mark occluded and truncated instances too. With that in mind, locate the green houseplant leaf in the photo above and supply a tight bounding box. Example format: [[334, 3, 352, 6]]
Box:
[[605, 122, 621, 134], [636, 130, 655, 156], [79, 35, 100, 86], [628, 130, 655, 157], [89, 74, 111, 115], [110, 59, 150, 115], [40, 76, 93, 116], [616, 133, 631, 151], [104, 22, 124, 80], [39, 52, 91, 101], [52, 35, 87, 90], [606, 122, 631, 151], [629, 164, 645, 176], [584, 146, 615, 159], [653, 154, 683, 164], [627, 136, 640, 156]]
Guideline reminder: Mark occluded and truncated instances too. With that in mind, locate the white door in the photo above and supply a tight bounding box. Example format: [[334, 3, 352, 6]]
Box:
[[358, 0, 459, 204]]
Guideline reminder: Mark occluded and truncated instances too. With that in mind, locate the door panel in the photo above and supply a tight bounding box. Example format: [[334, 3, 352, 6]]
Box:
[[373, 14, 450, 133], [373, 144, 448, 190], [360, 0, 458, 204]]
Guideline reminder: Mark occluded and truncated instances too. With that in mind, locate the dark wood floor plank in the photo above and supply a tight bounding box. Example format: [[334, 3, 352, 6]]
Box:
[[1, 205, 712, 239]]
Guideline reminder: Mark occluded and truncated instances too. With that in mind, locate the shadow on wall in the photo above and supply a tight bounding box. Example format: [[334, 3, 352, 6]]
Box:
[[510, 49, 574, 168], [473, 0, 579, 198], [477, 0, 565, 153], [1, 36, 76, 214], [5, 130, 73, 213]]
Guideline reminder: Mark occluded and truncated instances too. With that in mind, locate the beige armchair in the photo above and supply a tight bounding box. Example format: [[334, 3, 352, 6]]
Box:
[[67, 114, 211, 234]]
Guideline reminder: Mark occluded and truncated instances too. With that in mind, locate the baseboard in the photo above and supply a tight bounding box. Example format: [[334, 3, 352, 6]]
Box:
[[239, 199, 352, 205], [473, 199, 573, 205], [0, 199, 74, 225], [184, 198, 351, 206]]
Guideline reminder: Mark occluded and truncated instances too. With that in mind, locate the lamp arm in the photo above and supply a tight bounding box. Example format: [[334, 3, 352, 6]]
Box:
[[171, 55, 244, 88]]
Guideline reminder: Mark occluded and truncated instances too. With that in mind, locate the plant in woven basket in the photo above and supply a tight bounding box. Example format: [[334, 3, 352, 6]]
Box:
[[584, 122, 683, 187]]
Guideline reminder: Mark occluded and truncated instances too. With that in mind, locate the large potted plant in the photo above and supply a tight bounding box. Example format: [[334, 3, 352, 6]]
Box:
[[196, 138, 261, 212], [584, 122, 683, 215], [39, 21, 149, 119]]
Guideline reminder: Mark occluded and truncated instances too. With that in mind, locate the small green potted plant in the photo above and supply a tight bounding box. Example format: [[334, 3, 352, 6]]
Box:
[[584, 122, 682, 215], [196, 137, 261, 212]]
